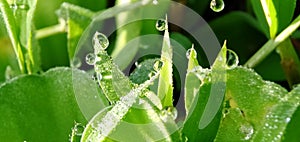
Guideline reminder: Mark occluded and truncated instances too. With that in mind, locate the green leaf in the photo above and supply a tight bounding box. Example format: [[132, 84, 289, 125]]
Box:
[[215, 67, 300, 141], [157, 19, 174, 108], [199, 41, 227, 129], [81, 71, 180, 142], [92, 32, 134, 103], [184, 47, 200, 116], [186, 46, 199, 71], [11, 0, 40, 73], [182, 42, 227, 141], [24, 0, 40, 74], [56, 2, 95, 61], [0, 0, 25, 73], [251, 0, 296, 38], [0, 67, 108, 141]]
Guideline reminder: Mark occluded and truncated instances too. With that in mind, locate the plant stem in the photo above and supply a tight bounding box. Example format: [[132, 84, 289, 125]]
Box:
[[276, 39, 300, 88], [245, 14, 300, 68], [35, 22, 66, 39]]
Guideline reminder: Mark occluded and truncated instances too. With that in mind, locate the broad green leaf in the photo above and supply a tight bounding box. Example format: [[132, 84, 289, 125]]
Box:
[[157, 19, 174, 108], [56, 2, 95, 61], [215, 67, 300, 141], [0, 0, 25, 73], [81, 71, 181, 141], [251, 0, 297, 38], [182, 42, 227, 141], [0, 67, 108, 141]]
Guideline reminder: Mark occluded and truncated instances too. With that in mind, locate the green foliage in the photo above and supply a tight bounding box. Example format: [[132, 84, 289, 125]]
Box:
[[56, 2, 94, 61], [0, 67, 108, 141], [0, 0, 26, 73], [0, 0, 300, 141], [0, 0, 40, 74], [251, 0, 297, 38], [157, 20, 174, 108], [215, 67, 300, 141]]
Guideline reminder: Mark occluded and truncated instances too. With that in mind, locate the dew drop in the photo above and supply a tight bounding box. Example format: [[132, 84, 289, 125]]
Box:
[[186, 49, 192, 59], [73, 122, 85, 136], [285, 117, 291, 123], [191, 66, 209, 82], [5, 66, 13, 80], [92, 32, 109, 52], [159, 107, 178, 122], [153, 60, 163, 71], [139, 93, 146, 98], [97, 73, 103, 81], [10, 4, 29, 10], [72, 57, 82, 68], [91, 73, 97, 81], [153, 0, 158, 5], [135, 61, 141, 68], [239, 124, 254, 140], [86, 53, 96, 65], [210, 0, 225, 12], [156, 19, 167, 31], [226, 49, 239, 69], [167, 106, 178, 120], [148, 71, 156, 79]]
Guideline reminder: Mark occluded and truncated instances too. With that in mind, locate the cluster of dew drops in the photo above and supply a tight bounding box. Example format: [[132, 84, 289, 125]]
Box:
[[85, 32, 110, 81], [84, 18, 178, 122]]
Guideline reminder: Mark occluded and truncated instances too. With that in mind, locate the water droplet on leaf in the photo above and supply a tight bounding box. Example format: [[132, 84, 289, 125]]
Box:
[[191, 66, 209, 82], [97, 73, 103, 81], [72, 58, 82, 68], [10, 4, 29, 10], [285, 117, 291, 123], [148, 71, 156, 79], [210, 0, 225, 12], [156, 19, 167, 31], [92, 32, 109, 52], [153, 60, 163, 71], [159, 107, 178, 122], [239, 124, 254, 140], [226, 49, 239, 69], [73, 122, 85, 136], [186, 49, 192, 59], [5, 66, 13, 80], [86, 53, 96, 65], [135, 61, 141, 68]]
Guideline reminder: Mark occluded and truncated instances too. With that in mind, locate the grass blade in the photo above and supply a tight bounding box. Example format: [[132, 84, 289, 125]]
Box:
[[0, 0, 25, 73], [157, 17, 174, 108]]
